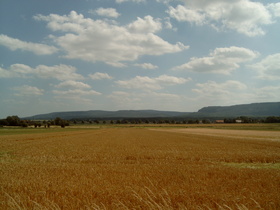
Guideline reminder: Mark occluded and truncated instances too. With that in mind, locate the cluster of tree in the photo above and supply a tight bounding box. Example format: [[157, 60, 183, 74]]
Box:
[[0, 116, 21, 126], [69, 116, 280, 124], [224, 116, 280, 123], [265, 116, 280, 123], [54, 117, 70, 128], [1, 115, 280, 127], [0, 116, 69, 128], [72, 119, 104, 124], [69, 118, 210, 125], [223, 116, 259, 123]]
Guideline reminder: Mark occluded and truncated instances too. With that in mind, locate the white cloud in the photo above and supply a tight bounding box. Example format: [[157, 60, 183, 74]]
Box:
[[249, 53, 280, 80], [0, 67, 19, 78], [115, 75, 190, 90], [127, 16, 162, 33], [156, 75, 191, 84], [91, 8, 120, 18], [134, 63, 158, 69], [89, 72, 113, 80], [168, 0, 276, 36], [53, 89, 101, 96], [156, 0, 172, 4], [253, 86, 280, 102], [116, 76, 162, 90], [10, 64, 34, 74], [108, 90, 181, 110], [35, 64, 84, 81], [173, 46, 259, 74], [168, 5, 205, 25], [193, 80, 247, 94], [13, 85, 44, 96], [52, 88, 101, 104], [267, 3, 280, 17], [34, 11, 188, 67], [52, 78, 101, 103], [192, 80, 248, 105], [163, 17, 176, 30], [55, 80, 91, 89], [0, 64, 84, 81], [0, 34, 58, 55], [116, 0, 145, 3]]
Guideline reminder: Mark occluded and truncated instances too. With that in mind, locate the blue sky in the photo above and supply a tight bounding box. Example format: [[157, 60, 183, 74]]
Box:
[[0, 0, 280, 118]]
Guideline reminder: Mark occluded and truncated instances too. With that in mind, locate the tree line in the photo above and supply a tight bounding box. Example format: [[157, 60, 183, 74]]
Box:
[[1, 115, 280, 127], [70, 116, 280, 124], [0, 116, 69, 128]]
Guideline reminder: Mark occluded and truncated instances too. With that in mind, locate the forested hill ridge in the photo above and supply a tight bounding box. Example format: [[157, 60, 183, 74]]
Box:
[[23, 110, 190, 120], [23, 102, 280, 120], [195, 102, 280, 118]]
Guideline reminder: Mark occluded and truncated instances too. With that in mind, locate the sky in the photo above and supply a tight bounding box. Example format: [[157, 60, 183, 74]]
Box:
[[0, 0, 280, 118]]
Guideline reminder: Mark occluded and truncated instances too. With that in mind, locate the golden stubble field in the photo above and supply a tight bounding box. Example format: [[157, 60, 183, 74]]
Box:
[[0, 126, 280, 209]]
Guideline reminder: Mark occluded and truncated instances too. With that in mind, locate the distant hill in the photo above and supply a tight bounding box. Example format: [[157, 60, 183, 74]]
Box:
[[23, 102, 280, 120], [193, 102, 280, 118], [23, 110, 190, 120]]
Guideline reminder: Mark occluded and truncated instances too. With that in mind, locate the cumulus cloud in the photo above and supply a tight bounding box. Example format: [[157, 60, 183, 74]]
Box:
[[54, 80, 91, 89], [108, 90, 180, 110], [163, 17, 176, 30], [53, 79, 101, 102], [0, 64, 84, 81], [192, 80, 248, 105], [90, 8, 120, 18], [116, 76, 162, 90], [127, 16, 162, 33], [89, 72, 113, 80], [253, 86, 280, 102], [267, 3, 280, 17], [249, 53, 280, 80], [168, 0, 277, 36], [115, 75, 190, 90], [173, 46, 259, 74], [53, 89, 101, 96], [134, 63, 158, 69], [0, 34, 58, 55], [13, 85, 44, 96], [193, 80, 247, 94], [156, 0, 173, 4], [0, 66, 19, 78], [168, 5, 206, 25], [35, 64, 84, 81], [34, 11, 188, 67], [116, 0, 145, 3]]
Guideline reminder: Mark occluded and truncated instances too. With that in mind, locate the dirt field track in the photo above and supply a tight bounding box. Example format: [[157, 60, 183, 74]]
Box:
[[1, 127, 280, 209]]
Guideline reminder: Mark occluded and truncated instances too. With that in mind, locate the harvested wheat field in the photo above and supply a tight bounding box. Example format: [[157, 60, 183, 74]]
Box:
[[1, 126, 280, 209]]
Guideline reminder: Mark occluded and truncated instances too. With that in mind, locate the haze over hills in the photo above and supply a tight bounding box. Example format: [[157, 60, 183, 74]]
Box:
[[23, 102, 280, 120], [24, 110, 190, 120], [196, 102, 280, 117]]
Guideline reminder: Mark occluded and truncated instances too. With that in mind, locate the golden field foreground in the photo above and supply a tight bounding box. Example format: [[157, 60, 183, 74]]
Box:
[[1, 125, 280, 209]]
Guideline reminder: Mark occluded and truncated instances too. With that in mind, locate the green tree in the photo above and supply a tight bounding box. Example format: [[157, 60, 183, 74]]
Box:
[[6, 116, 21, 126], [21, 121, 28, 127], [61, 122, 65, 128], [54, 117, 62, 126], [0, 119, 8, 126]]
